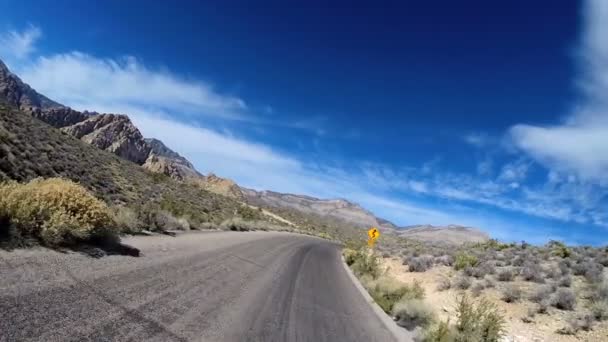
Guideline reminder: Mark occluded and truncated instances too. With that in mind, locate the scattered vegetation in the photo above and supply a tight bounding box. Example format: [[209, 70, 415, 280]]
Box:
[[420, 295, 505, 342], [0, 178, 116, 246]]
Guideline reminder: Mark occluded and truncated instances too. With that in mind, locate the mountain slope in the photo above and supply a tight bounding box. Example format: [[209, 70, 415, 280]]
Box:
[[0, 101, 243, 224], [241, 188, 397, 234], [398, 224, 489, 245]]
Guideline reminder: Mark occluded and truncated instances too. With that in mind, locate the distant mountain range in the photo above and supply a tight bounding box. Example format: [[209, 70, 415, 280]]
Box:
[[0, 57, 489, 244]]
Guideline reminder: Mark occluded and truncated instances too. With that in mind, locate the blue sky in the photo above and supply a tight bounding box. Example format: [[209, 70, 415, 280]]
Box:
[[1, 0, 607, 245]]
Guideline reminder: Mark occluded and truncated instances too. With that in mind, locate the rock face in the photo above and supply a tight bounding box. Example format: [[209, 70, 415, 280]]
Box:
[[62, 114, 151, 165], [0, 59, 63, 111], [241, 188, 397, 233], [196, 173, 243, 199], [143, 138, 201, 180], [398, 224, 489, 245]]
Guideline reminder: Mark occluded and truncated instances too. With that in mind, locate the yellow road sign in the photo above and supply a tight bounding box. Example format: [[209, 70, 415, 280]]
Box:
[[368, 227, 380, 240]]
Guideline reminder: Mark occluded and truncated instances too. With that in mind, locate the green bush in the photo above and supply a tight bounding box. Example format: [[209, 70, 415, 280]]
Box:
[[0, 178, 116, 245], [393, 299, 435, 330], [366, 276, 425, 313], [422, 295, 505, 342], [454, 252, 479, 271]]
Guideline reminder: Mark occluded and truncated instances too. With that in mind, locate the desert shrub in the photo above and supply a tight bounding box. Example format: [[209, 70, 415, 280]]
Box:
[[558, 275, 572, 287], [409, 255, 434, 272], [393, 299, 435, 330], [471, 282, 485, 297], [558, 313, 594, 335], [529, 285, 554, 303], [512, 255, 526, 267], [437, 277, 451, 291], [548, 240, 572, 258], [591, 301, 608, 321], [454, 275, 472, 290], [236, 205, 262, 220], [552, 288, 576, 310], [497, 268, 515, 282], [454, 252, 479, 271], [501, 285, 522, 303], [367, 276, 425, 313], [592, 279, 608, 301], [482, 276, 495, 289], [351, 251, 382, 280], [0, 178, 115, 245], [558, 259, 571, 275], [435, 254, 454, 266], [451, 295, 505, 342], [111, 206, 142, 233], [421, 296, 506, 342], [584, 262, 604, 283], [521, 263, 545, 283], [537, 299, 550, 314], [572, 259, 598, 278]]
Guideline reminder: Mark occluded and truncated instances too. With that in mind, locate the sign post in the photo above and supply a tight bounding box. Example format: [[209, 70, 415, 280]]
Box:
[[367, 227, 380, 248]]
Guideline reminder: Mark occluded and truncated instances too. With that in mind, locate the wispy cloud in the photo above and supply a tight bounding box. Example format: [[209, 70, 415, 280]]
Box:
[[509, 0, 608, 183], [0, 24, 41, 64], [464, 132, 491, 147]]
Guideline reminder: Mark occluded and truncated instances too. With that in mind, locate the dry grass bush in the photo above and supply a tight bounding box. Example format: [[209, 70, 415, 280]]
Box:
[[409, 255, 434, 272], [220, 218, 291, 233], [521, 262, 545, 283], [591, 301, 608, 321], [111, 205, 142, 233], [454, 275, 472, 290], [435, 254, 454, 266], [393, 299, 435, 330], [0, 178, 115, 246], [471, 282, 485, 297], [529, 284, 555, 303], [558, 275, 572, 287], [552, 288, 577, 310], [501, 284, 522, 303], [497, 268, 515, 282], [366, 276, 425, 313], [437, 277, 451, 291], [420, 295, 505, 342]]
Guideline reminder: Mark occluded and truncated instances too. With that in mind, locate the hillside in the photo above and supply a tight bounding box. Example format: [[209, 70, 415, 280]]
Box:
[[398, 224, 489, 245], [0, 101, 244, 225], [241, 188, 398, 234]]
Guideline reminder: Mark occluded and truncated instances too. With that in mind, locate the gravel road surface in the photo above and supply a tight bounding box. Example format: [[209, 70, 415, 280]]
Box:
[[0, 231, 396, 342]]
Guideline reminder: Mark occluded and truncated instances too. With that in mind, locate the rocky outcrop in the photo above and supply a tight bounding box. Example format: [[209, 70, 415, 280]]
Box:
[[61, 114, 151, 165], [193, 173, 243, 199], [398, 224, 489, 245], [143, 138, 201, 181], [0, 59, 62, 111]]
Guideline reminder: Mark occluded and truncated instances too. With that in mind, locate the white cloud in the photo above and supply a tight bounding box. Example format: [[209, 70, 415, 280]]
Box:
[[509, 0, 608, 182], [18, 52, 248, 120], [497, 160, 529, 182], [464, 132, 490, 147], [0, 25, 41, 63]]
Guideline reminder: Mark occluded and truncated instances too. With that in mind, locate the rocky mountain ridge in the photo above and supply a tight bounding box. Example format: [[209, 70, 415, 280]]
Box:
[[241, 188, 398, 234], [0, 57, 489, 242]]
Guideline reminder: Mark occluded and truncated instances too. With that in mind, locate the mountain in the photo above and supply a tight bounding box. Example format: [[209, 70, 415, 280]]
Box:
[[0, 57, 491, 242], [61, 114, 152, 164], [397, 224, 489, 245], [241, 188, 398, 234], [0, 60, 62, 111], [142, 138, 201, 181]]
